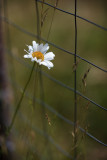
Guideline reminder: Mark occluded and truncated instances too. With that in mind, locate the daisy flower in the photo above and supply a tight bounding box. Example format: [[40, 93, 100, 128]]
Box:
[[24, 41, 55, 69]]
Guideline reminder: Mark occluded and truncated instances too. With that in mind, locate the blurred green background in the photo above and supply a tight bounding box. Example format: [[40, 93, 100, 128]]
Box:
[[2, 0, 107, 159]]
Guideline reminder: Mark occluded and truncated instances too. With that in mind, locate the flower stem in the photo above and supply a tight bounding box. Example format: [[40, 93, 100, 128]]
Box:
[[33, 63, 39, 109], [8, 62, 35, 133]]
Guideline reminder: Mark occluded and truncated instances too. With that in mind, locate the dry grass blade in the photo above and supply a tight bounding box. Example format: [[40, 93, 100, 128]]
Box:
[[82, 68, 91, 87], [45, 113, 51, 126], [72, 60, 79, 72], [47, 0, 59, 40], [41, 8, 49, 27]]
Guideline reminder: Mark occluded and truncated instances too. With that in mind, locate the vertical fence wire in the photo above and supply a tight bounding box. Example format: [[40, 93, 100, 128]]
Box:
[[74, 0, 77, 159]]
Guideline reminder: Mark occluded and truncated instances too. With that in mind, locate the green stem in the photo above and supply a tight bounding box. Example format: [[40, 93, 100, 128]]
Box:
[[8, 62, 35, 133], [33, 63, 39, 109]]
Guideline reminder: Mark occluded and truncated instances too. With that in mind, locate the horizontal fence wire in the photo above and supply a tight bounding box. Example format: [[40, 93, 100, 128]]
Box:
[[1, 16, 107, 73], [37, 0, 107, 31], [6, 49, 107, 111], [10, 79, 107, 147]]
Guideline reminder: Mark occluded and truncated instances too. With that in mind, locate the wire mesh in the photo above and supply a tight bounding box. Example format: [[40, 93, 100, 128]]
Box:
[[1, 0, 107, 159]]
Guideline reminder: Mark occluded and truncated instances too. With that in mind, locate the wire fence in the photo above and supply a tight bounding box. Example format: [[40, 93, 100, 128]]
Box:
[[1, 0, 107, 159], [7, 49, 107, 148]]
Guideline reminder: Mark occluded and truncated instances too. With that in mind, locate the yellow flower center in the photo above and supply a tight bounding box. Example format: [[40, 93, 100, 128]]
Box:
[[32, 51, 44, 61]]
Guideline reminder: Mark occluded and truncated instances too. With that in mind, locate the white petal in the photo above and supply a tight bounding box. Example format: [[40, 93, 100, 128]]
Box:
[[41, 43, 49, 54], [27, 45, 33, 53], [24, 49, 29, 54], [31, 57, 37, 62], [38, 43, 43, 51], [40, 61, 48, 67], [44, 52, 55, 61], [24, 55, 32, 58], [32, 41, 38, 52], [40, 60, 54, 69], [37, 59, 42, 63]]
